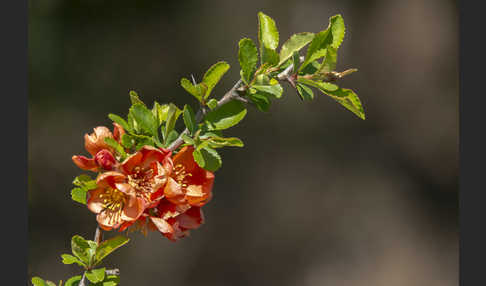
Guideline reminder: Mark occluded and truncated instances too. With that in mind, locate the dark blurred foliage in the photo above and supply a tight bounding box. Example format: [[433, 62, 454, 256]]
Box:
[[28, 0, 458, 285]]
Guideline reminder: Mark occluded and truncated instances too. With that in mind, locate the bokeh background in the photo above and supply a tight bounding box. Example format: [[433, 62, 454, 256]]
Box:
[[28, 0, 458, 285]]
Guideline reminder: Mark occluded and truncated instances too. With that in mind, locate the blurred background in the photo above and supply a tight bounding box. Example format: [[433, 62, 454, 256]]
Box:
[[28, 0, 458, 285]]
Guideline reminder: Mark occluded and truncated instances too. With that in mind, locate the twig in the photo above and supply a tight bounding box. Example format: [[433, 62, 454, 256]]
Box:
[[79, 272, 87, 286]]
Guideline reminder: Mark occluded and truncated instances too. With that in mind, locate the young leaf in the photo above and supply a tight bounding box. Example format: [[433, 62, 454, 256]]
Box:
[[64, 275, 82, 286], [205, 136, 244, 148], [202, 61, 230, 99], [238, 38, 258, 83], [72, 175, 97, 189], [94, 235, 130, 266], [248, 92, 271, 112], [181, 133, 195, 145], [163, 103, 182, 141], [61, 254, 86, 267], [207, 98, 218, 110], [183, 105, 197, 135], [181, 77, 203, 103], [203, 100, 247, 130], [86, 268, 106, 283], [129, 90, 145, 106], [258, 12, 280, 65], [278, 32, 315, 66], [323, 88, 365, 120], [108, 114, 131, 133], [71, 235, 94, 266], [154, 103, 170, 126], [300, 14, 344, 71], [71, 187, 88, 205], [193, 147, 222, 172], [100, 275, 120, 286], [129, 103, 158, 136], [251, 83, 283, 99], [319, 46, 338, 74], [164, 130, 179, 147], [120, 133, 135, 149], [104, 138, 127, 159], [32, 277, 55, 286], [297, 78, 339, 92], [296, 83, 314, 100]]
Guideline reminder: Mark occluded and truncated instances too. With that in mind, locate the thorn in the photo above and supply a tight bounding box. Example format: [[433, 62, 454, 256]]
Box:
[[190, 74, 197, 85]]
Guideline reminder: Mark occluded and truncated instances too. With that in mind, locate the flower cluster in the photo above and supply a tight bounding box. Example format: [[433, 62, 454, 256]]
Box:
[[72, 125, 214, 241]]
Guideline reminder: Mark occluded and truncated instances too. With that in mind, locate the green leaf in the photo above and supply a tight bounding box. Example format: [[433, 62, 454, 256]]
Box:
[[193, 147, 222, 172], [71, 235, 95, 266], [32, 277, 47, 286], [104, 138, 127, 159], [296, 83, 314, 100], [248, 92, 271, 112], [129, 90, 145, 106], [129, 103, 158, 136], [94, 236, 130, 266], [72, 175, 97, 189], [183, 105, 197, 135], [46, 281, 56, 286], [207, 98, 218, 110], [203, 100, 247, 131], [181, 78, 203, 103], [202, 61, 230, 99], [292, 51, 300, 71], [278, 32, 315, 66], [238, 38, 259, 83], [205, 136, 244, 148], [322, 87, 365, 120], [258, 12, 279, 66], [300, 14, 345, 71], [86, 268, 105, 283], [251, 83, 283, 99], [71, 188, 88, 205], [120, 133, 135, 149], [181, 133, 195, 145], [61, 254, 86, 267], [297, 78, 339, 92], [319, 46, 338, 73], [97, 275, 120, 286], [164, 130, 179, 147], [163, 103, 182, 141], [64, 275, 82, 286], [153, 103, 170, 126], [299, 60, 321, 75], [108, 114, 131, 133]]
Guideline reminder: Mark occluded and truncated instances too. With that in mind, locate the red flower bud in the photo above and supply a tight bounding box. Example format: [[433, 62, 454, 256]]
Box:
[[95, 149, 117, 171]]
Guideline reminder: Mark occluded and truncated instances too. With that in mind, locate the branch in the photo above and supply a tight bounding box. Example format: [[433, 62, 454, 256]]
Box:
[[167, 79, 244, 152]]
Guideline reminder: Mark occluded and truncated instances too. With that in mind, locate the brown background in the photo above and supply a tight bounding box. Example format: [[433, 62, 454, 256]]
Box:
[[28, 0, 458, 285]]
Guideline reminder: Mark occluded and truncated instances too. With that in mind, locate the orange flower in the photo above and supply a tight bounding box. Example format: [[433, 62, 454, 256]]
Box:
[[120, 198, 205, 241], [72, 123, 124, 172], [163, 146, 215, 207], [87, 176, 145, 231], [94, 146, 173, 209]]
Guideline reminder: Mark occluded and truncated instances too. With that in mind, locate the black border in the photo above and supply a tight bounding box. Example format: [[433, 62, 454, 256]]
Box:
[[1, 0, 28, 284], [460, 1, 485, 285]]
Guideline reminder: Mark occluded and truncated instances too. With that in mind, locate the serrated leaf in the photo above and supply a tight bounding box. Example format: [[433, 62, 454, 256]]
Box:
[[202, 61, 230, 99], [183, 105, 197, 135], [323, 88, 365, 120], [72, 175, 97, 189], [181, 133, 195, 145], [297, 78, 339, 92], [71, 188, 88, 205], [163, 103, 182, 142], [71, 235, 94, 266], [86, 268, 105, 283], [238, 38, 259, 83], [193, 147, 222, 172], [129, 103, 158, 137], [300, 14, 345, 71], [207, 98, 218, 110], [203, 100, 247, 131], [319, 46, 338, 73], [61, 254, 86, 267], [104, 137, 127, 159], [94, 236, 130, 266], [206, 136, 244, 148], [181, 78, 203, 102], [258, 13, 279, 49], [108, 114, 131, 133], [154, 103, 170, 126], [251, 83, 283, 99], [129, 90, 145, 106], [120, 133, 135, 149], [296, 83, 314, 100], [64, 275, 82, 286], [279, 32, 315, 66], [248, 92, 271, 112]]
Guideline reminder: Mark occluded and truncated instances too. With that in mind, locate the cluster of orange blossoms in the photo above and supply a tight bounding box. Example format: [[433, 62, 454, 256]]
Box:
[[72, 124, 214, 241]]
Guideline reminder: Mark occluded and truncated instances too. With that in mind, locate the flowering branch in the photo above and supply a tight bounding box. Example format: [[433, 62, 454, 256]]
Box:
[[31, 11, 365, 286]]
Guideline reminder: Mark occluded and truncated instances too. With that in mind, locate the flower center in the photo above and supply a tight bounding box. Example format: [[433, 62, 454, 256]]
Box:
[[99, 188, 127, 223], [173, 164, 192, 188], [128, 165, 167, 202]]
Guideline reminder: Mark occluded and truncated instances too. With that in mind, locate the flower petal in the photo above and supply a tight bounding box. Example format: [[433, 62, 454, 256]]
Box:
[[149, 216, 174, 234], [96, 171, 126, 188], [177, 207, 204, 230], [172, 146, 198, 173], [112, 123, 125, 142], [86, 188, 105, 214], [85, 126, 114, 156], [163, 177, 186, 205], [72, 155, 98, 172], [121, 196, 145, 221]]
